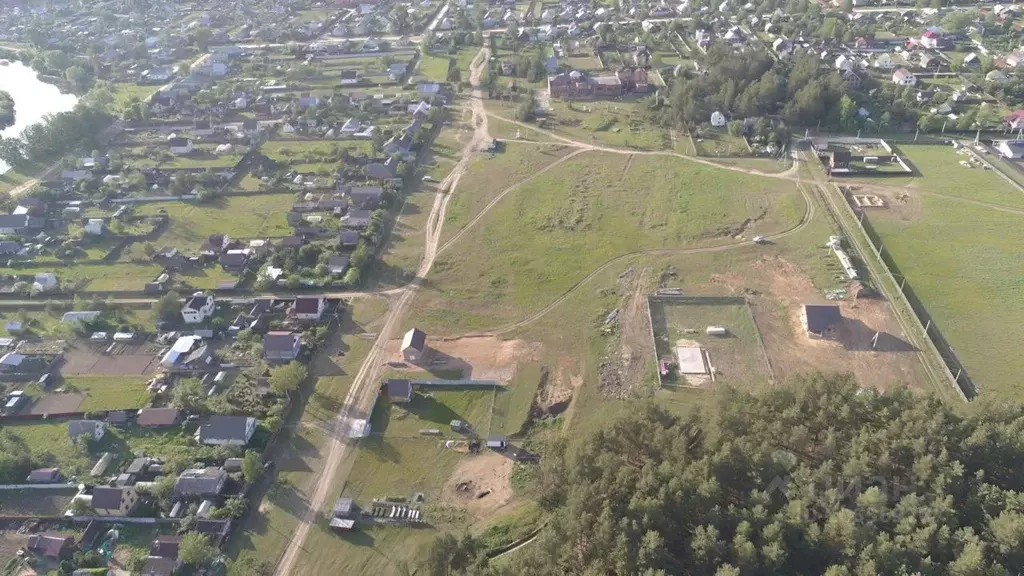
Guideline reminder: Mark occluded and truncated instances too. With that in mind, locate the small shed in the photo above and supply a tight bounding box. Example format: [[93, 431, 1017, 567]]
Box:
[[401, 328, 427, 363], [710, 110, 727, 127], [383, 379, 413, 403]]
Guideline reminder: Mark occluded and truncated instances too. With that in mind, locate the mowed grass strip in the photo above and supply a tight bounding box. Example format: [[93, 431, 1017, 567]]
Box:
[[869, 195, 1024, 399], [888, 144, 1024, 208], [63, 376, 152, 411], [413, 152, 805, 331]]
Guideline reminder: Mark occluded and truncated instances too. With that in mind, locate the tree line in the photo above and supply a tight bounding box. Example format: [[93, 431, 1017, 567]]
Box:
[[0, 102, 112, 168], [664, 47, 847, 132], [0, 90, 14, 132], [423, 373, 1024, 575]]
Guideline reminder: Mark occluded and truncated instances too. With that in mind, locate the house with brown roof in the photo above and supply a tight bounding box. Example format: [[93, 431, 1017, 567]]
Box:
[[143, 534, 183, 576], [136, 407, 183, 427], [26, 534, 75, 560], [91, 486, 139, 516], [292, 296, 327, 321]]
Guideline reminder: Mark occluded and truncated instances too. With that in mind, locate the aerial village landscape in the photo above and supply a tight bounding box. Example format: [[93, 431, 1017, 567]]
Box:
[[2, 0, 1024, 573]]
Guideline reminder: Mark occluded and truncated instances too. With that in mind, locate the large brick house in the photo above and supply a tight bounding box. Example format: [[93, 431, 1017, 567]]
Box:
[[548, 68, 649, 100]]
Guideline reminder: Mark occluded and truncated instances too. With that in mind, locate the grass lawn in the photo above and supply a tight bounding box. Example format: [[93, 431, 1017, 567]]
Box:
[[132, 193, 296, 255], [61, 376, 152, 411], [8, 262, 163, 292], [493, 362, 544, 436], [408, 151, 805, 331], [693, 129, 750, 157], [887, 144, 1024, 208], [440, 142, 575, 245], [109, 83, 160, 109], [418, 52, 452, 82], [866, 186, 1024, 400], [526, 100, 669, 151]]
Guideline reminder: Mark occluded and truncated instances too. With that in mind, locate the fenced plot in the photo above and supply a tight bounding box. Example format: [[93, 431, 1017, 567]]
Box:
[[647, 296, 773, 388]]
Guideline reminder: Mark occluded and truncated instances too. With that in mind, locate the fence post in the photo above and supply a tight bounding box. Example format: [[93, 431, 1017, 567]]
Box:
[[955, 368, 962, 381], [900, 277, 906, 291], [925, 319, 931, 332]]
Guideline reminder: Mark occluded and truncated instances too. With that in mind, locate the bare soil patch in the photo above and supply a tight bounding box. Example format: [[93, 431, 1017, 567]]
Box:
[[386, 336, 542, 382], [61, 342, 159, 375], [537, 358, 580, 415], [28, 393, 85, 415], [443, 451, 514, 522], [750, 256, 924, 391]]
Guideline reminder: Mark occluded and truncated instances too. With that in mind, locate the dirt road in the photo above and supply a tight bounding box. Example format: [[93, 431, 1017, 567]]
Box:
[[271, 46, 493, 576]]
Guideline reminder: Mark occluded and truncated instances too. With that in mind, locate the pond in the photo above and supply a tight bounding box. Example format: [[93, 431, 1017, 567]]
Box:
[[0, 60, 79, 173]]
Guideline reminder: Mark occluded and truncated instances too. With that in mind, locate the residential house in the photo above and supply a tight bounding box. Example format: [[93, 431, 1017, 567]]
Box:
[[417, 83, 441, 98], [219, 249, 250, 272], [168, 137, 194, 155], [174, 467, 228, 498], [263, 331, 302, 362], [873, 53, 896, 70], [26, 534, 75, 560], [1006, 49, 1024, 68], [388, 62, 408, 80], [695, 28, 712, 48], [196, 415, 256, 446], [401, 328, 427, 362], [136, 407, 183, 427], [141, 535, 182, 576], [383, 378, 413, 402], [84, 219, 105, 235], [68, 420, 106, 442], [193, 119, 214, 137], [919, 53, 947, 71], [328, 255, 350, 276], [962, 52, 980, 68], [339, 230, 361, 249], [90, 486, 138, 516], [803, 304, 842, 338], [0, 214, 43, 235], [892, 68, 916, 86], [920, 29, 953, 50], [987, 69, 1010, 85], [343, 209, 373, 228], [341, 70, 361, 85], [182, 293, 216, 324], [292, 296, 327, 321], [839, 69, 862, 89], [200, 234, 232, 257], [195, 519, 231, 545], [347, 186, 384, 209]]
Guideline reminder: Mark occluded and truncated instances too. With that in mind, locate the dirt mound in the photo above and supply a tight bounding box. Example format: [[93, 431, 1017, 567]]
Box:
[[443, 451, 514, 522]]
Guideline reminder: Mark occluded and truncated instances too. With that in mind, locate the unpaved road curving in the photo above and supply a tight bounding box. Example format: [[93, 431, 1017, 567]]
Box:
[[271, 46, 493, 576]]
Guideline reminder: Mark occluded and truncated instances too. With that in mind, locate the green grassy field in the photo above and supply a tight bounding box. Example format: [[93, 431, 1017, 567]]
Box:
[[440, 142, 575, 244], [7, 262, 164, 292], [62, 376, 152, 411], [864, 145, 1024, 399], [131, 193, 296, 256], [409, 151, 805, 331], [693, 129, 750, 157], [0, 488, 76, 516]]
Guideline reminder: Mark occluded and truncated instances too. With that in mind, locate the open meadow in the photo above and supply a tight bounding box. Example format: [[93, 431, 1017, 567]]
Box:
[[847, 143, 1024, 399], [410, 150, 806, 331]]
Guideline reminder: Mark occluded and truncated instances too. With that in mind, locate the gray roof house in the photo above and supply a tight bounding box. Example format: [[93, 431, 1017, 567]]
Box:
[[174, 467, 228, 498], [68, 420, 107, 442], [196, 415, 256, 446], [263, 331, 301, 362], [347, 186, 384, 209], [343, 209, 373, 229], [328, 255, 350, 275]]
